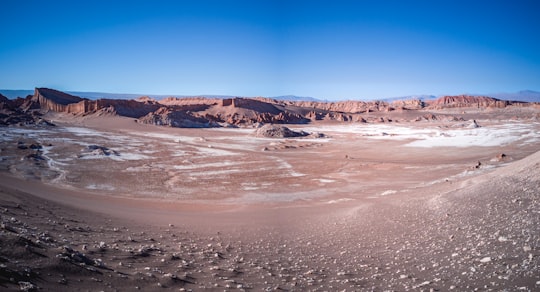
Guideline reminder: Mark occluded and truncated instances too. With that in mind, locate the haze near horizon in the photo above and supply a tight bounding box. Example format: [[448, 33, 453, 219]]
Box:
[[1, 0, 539, 100]]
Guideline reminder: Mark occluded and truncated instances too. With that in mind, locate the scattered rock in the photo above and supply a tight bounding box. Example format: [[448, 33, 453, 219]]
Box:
[[467, 119, 480, 128], [1, 222, 17, 233], [254, 124, 309, 138], [470, 160, 482, 170], [479, 257, 491, 263], [84, 145, 118, 156], [17, 144, 28, 150], [18, 281, 37, 292], [491, 153, 507, 162], [29, 143, 42, 150]]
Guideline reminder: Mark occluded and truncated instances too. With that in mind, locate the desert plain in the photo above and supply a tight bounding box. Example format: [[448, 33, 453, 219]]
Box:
[[1, 91, 540, 291]]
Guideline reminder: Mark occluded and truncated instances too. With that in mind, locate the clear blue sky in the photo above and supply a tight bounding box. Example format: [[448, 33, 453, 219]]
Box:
[[1, 0, 539, 100]]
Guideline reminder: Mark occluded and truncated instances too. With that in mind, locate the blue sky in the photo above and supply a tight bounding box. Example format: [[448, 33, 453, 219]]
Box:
[[1, 0, 539, 100]]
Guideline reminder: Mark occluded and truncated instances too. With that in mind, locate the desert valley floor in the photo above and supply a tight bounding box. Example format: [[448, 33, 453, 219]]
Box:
[[1, 108, 540, 291]]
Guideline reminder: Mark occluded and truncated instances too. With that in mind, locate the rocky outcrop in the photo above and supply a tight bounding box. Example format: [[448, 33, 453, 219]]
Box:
[[135, 96, 157, 103], [29, 88, 83, 112], [427, 95, 510, 109], [137, 107, 218, 128], [254, 124, 309, 138], [218, 110, 308, 126], [290, 100, 392, 113], [467, 119, 480, 128], [159, 97, 219, 106], [253, 111, 309, 124], [22, 88, 160, 118], [89, 99, 160, 118], [1, 93, 55, 126], [0, 93, 14, 110], [222, 98, 280, 114], [390, 99, 425, 110], [33, 88, 82, 105], [201, 97, 311, 125], [305, 111, 323, 121]]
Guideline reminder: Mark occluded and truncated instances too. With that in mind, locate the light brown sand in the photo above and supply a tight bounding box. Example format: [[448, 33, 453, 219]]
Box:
[[1, 108, 539, 290]]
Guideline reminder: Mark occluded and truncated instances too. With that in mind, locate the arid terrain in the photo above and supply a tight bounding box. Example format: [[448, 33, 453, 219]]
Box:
[[1, 89, 539, 291]]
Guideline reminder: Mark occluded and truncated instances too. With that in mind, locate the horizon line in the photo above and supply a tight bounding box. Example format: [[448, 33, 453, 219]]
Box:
[[1, 87, 539, 102]]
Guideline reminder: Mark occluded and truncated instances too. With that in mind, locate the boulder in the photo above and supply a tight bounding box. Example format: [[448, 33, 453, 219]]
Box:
[[254, 124, 309, 138]]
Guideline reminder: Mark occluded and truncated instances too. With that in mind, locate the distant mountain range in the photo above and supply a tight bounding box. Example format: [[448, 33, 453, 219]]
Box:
[[0, 90, 185, 100], [1, 89, 539, 103], [378, 95, 438, 102], [0, 90, 34, 99], [0, 89, 320, 102], [488, 90, 540, 103], [272, 95, 320, 102]]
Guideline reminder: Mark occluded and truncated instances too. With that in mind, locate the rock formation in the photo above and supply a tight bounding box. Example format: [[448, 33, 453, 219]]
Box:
[[137, 107, 219, 128], [0, 92, 54, 126], [0, 93, 14, 111], [2, 88, 538, 128], [427, 95, 510, 109], [289, 100, 392, 113], [23, 88, 161, 117], [390, 99, 425, 110], [254, 124, 309, 138], [29, 88, 83, 112]]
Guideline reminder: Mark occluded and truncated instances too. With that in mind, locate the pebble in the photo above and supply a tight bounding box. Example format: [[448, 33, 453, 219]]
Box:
[[479, 257, 491, 263]]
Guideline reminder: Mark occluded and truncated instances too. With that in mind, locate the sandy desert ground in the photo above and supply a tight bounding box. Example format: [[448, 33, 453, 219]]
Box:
[[1, 108, 540, 291]]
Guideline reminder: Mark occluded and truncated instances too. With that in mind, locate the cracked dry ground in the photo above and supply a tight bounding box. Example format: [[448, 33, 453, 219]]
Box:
[[1, 150, 539, 291]]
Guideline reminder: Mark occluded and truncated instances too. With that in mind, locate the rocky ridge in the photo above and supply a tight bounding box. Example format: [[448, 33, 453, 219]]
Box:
[[427, 95, 512, 109], [2, 88, 538, 128]]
